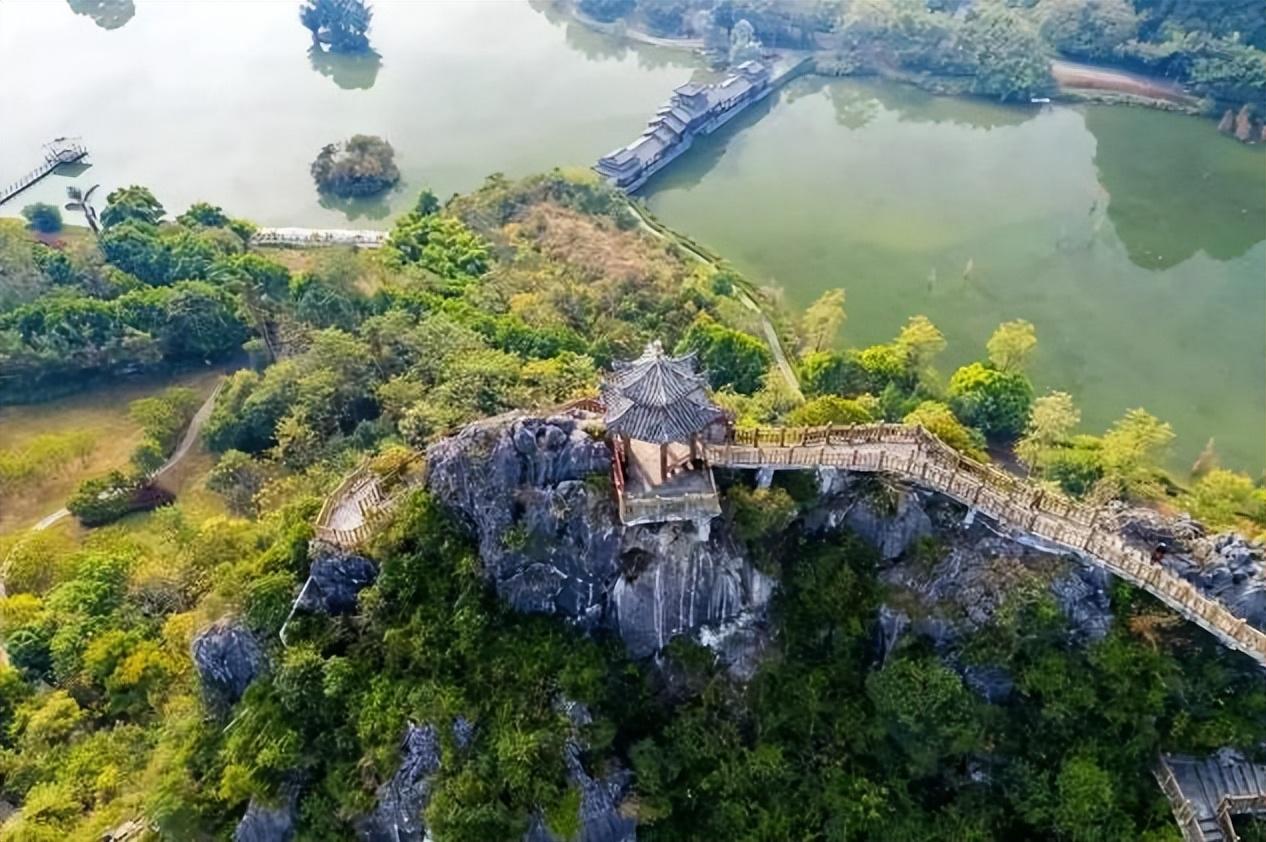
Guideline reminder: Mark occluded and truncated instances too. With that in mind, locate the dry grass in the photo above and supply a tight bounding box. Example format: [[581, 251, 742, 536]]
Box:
[[0, 368, 225, 535]]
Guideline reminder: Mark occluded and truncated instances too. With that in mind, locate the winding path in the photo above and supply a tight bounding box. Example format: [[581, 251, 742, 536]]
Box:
[[29, 380, 224, 533], [710, 423, 1266, 668]]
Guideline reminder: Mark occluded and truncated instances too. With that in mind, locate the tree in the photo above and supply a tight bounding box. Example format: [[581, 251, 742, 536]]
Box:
[[21, 203, 62, 234], [176, 202, 230, 228], [643, 0, 689, 35], [64, 184, 101, 235], [904, 400, 988, 460], [947, 362, 1034, 440], [100, 185, 165, 230], [1098, 408, 1174, 500], [578, 0, 635, 23], [206, 450, 267, 515], [311, 135, 400, 198], [1016, 390, 1080, 471], [986, 319, 1037, 373], [963, 5, 1054, 101], [676, 316, 771, 395], [414, 188, 441, 216], [894, 315, 946, 370], [787, 394, 876, 426], [802, 288, 847, 353], [1181, 469, 1259, 529], [1039, 0, 1138, 59], [300, 0, 372, 52]]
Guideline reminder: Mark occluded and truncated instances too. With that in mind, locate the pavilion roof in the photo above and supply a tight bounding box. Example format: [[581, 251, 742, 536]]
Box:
[[601, 342, 723, 445]]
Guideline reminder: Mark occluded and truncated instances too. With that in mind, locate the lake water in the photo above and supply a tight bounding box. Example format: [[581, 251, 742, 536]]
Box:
[[2, 1, 1262, 474]]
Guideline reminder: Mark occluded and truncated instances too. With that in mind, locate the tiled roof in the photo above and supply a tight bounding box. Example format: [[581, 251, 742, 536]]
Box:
[[602, 342, 723, 444]]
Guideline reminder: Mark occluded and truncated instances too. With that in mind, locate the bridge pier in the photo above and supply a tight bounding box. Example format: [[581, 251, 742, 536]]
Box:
[[755, 467, 775, 490]]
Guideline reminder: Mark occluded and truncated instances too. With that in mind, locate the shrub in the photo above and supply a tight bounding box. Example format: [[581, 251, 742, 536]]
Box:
[[21, 203, 62, 234]]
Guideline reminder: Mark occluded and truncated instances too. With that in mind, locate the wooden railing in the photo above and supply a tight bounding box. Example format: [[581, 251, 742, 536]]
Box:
[[707, 423, 1266, 669], [1155, 758, 1207, 842]]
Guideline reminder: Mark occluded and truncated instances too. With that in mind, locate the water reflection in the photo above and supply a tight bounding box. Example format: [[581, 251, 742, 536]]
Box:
[[838, 79, 1033, 132], [66, 0, 134, 30], [317, 191, 393, 222], [1085, 106, 1266, 269], [308, 45, 381, 90]]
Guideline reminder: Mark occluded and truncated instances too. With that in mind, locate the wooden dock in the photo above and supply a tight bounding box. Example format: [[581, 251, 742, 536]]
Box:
[[0, 139, 89, 207]]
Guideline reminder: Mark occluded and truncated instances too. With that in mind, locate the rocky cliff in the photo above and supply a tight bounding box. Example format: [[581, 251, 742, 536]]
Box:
[[425, 410, 774, 672]]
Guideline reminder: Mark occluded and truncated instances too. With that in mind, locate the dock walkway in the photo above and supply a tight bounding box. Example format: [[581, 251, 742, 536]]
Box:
[[0, 139, 89, 207]]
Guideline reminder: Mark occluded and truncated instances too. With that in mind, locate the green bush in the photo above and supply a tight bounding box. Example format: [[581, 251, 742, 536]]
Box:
[[947, 361, 1034, 441]]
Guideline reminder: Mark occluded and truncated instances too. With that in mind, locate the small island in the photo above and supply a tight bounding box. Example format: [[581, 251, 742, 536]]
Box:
[[310, 133, 400, 198]]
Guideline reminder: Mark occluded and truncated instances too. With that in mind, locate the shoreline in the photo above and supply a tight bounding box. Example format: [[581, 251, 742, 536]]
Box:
[[562, 5, 1213, 122]]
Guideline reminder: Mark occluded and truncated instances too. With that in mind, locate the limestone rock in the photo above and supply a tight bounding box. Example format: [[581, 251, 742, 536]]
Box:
[[805, 469, 931, 560], [1218, 108, 1236, 134], [192, 620, 265, 710], [425, 412, 771, 667], [296, 543, 378, 615], [1234, 104, 1257, 142], [356, 724, 442, 842], [234, 797, 295, 842], [1164, 533, 1266, 628]]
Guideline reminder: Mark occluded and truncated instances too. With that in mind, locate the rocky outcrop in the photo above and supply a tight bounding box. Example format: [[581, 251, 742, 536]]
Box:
[[296, 543, 378, 615], [356, 724, 443, 842], [1164, 533, 1266, 627], [233, 796, 295, 842], [192, 620, 265, 710], [1219, 104, 1264, 144], [426, 411, 772, 670]]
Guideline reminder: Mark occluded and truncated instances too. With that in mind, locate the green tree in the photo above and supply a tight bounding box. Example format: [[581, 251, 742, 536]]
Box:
[[578, 0, 635, 23], [904, 400, 988, 460], [787, 394, 876, 426], [947, 362, 1034, 440], [963, 4, 1054, 101], [176, 201, 230, 228], [21, 203, 62, 234], [867, 655, 981, 776], [300, 0, 372, 52], [894, 314, 947, 373], [100, 185, 166, 229], [986, 318, 1037, 373], [206, 450, 268, 515], [1039, 0, 1138, 59], [1016, 390, 1080, 472], [1098, 407, 1174, 500], [801, 288, 847, 353], [676, 316, 771, 395]]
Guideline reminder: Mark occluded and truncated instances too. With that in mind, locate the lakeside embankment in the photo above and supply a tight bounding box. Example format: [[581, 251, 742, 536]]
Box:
[[563, 5, 1217, 122]]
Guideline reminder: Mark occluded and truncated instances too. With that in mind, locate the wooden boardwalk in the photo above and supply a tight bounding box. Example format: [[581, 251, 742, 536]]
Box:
[[0, 139, 88, 207], [316, 416, 1266, 669], [706, 423, 1266, 669]]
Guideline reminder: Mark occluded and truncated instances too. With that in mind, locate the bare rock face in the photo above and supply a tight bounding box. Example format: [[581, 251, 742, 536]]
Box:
[[425, 412, 772, 669], [805, 468, 932, 560], [1164, 533, 1266, 628], [612, 523, 774, 659], [296, 543, 378, 615], [356, 724, 443, 842], [1234, 104, 1257, 142], [233, 796, 295, 842], [427, 412, 618, 627], [1218, 108, 1236, 134], [192, 621, 265, 710]]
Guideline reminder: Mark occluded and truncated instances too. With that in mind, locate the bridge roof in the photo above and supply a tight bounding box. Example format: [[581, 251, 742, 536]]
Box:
[[602, 341, 722, 444]]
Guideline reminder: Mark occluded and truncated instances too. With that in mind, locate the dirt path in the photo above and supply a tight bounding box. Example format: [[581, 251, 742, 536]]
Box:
[[1051, 59, 1195, 105]]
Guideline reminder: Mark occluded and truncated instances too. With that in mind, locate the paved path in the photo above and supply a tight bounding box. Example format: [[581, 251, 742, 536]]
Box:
[[29, 380, 223, 532]]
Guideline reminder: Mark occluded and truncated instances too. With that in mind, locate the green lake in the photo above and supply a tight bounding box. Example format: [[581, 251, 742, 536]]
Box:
[[1, 1, 1262, 473]]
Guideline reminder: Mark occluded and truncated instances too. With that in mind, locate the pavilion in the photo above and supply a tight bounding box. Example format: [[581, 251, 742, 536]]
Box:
[[602, 342, 726, 525]]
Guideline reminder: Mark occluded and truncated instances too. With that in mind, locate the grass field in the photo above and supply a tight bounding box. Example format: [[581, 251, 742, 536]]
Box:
[[0, 367, 227, 535]]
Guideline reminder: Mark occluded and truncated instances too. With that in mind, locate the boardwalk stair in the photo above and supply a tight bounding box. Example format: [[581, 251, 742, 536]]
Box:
[[1158, 752, 1266, 841], [0, 139, 89, 207]]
